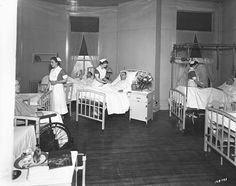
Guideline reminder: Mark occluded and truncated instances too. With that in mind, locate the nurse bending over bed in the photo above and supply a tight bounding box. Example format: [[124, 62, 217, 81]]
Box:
[[188, 59, 206, 88], [94, 58, 110, 84]]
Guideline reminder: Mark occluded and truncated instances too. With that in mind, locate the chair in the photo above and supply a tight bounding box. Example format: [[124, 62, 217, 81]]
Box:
[[64, 83, 73, 116]]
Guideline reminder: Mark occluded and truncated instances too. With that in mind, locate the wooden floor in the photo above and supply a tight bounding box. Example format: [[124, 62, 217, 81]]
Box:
[[64, 108, 236, 186]]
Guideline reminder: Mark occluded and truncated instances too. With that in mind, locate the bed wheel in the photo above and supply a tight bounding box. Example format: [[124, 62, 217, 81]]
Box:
[[39, 122, 72, 152], [181, 129, 187, 136], [177, 120, 183, 131], [207, 147, 211, 153], [203, 151, 209, 157]]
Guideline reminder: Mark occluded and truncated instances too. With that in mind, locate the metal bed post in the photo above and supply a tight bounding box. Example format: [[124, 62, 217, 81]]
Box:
[[204, 108, 209, 153], [233, 48, 235, 77], [182, 92, 187, 131]]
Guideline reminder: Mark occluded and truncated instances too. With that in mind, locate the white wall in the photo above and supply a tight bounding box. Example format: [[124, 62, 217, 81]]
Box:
[[97, 9, 118, 80], [160, 0, 177, 110], [159, 0, 222, 109], [117, 0, 156, 76], [116, 0, 160, 108], [0, 0, 17, 183], [17, 0, 68, 92], [17, 0, 225, 110], [221, 0, 236, 81], [17, 1, 119, 91]]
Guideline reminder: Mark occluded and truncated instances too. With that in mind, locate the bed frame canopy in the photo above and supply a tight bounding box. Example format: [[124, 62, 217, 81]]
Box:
[[169, 42, 236, 132], [171, 43, 236, 88]]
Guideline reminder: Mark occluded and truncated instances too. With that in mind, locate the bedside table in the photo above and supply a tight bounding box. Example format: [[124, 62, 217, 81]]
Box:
[[129, 90, 154, 124]]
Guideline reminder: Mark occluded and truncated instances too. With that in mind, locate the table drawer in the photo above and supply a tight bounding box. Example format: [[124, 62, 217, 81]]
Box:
[[130, 93, 152, 103]]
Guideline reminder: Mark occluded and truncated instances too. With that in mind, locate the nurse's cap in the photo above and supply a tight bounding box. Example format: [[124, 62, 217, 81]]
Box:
[[189, 59, 198, 66], [99, 58, 108, 63], [57, 57, 62, 62]]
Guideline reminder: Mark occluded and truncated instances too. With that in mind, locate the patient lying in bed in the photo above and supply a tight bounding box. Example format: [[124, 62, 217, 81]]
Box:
[[218, 78, 236, 102], [106, 71, 130, 92], [15, 95, 63, 123], [15, 80, 63, 123], [68, 71, 103, 87], [15, 95, 37, 116]]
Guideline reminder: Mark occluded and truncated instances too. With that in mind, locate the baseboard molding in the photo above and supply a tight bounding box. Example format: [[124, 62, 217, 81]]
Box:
[[160, 99, 169, 110]]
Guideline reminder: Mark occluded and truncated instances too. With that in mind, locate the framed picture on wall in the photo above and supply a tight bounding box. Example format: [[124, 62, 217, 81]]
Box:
[[32, 53, 57, 63]]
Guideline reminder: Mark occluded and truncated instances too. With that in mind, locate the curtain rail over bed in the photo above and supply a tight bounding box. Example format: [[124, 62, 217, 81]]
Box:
[[169, 42, 236, 132]]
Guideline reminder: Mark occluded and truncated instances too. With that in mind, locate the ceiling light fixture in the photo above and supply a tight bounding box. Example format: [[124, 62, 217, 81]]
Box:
[[67, 0, 79, 12]]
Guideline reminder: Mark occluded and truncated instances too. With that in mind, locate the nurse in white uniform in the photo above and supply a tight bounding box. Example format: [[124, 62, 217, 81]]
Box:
[[188, 59, 205, 88], [49, 56, 68, 115], [94, 58, 110, 85]]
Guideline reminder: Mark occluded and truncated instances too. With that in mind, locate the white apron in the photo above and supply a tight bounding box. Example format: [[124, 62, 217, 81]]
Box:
[[96, 65, 106, 79], [188, 68, 199, 87], [49, 66, 68, 115]]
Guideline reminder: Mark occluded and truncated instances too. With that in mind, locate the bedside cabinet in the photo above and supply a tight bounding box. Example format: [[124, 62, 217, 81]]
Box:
[[129, 90, 154, 124]]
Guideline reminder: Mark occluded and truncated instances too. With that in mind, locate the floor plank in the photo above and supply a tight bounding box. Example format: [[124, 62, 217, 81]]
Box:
[[64, 108, 236, 186]]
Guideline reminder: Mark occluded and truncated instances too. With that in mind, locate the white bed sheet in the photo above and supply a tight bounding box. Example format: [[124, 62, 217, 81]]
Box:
[[176, 86, 230, 110], [17, 93, 43, 106], [39, 111, 63, 124], [14, 126, 36, 160], [77, 85, 130, 115], [69, 77, 131, 115]]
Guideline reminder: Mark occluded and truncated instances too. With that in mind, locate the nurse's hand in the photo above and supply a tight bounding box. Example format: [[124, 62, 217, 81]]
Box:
[[50, 81, 57, 85], [102, 78, 110, 84]]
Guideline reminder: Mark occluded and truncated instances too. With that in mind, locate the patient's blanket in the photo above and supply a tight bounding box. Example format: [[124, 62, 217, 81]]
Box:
[[68, 76, 130, 115], [176, 86, 231, 109], [79, 86, 130, 115], [105, 81, 131, 92]]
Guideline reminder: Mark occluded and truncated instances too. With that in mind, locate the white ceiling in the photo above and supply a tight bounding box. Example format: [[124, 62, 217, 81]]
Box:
[[37, 0, 135, 7], [38, 0, 222, 7]]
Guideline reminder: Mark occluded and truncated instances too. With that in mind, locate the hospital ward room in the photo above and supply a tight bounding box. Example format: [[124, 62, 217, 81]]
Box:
[[3, 0, 236, 185]]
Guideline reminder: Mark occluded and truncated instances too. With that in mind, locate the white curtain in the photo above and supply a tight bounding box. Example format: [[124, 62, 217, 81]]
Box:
[[172, 48, 217, 88], [69, 32, 83, 74], [84, 33, 99, 67], [173, 63, 188, 87], [69, 32, 99, 75]]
